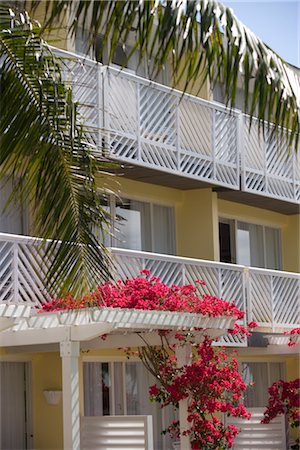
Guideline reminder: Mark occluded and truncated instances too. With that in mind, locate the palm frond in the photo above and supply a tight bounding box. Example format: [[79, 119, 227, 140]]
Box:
[[30, 0, 300, 147], [0, 5, 115, 296]]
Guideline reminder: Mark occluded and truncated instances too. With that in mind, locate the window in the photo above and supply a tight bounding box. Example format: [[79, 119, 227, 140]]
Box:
[[242, 361, 285, 407], [96, 196, 176, 255], [0, 179, 28, 235], [83, 361, 176, 450], [219, 218, 282, 270]]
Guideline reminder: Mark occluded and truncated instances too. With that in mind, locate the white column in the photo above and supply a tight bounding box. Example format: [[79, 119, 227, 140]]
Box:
[[60, 341, 80, 450], [176, 343, 192, 450]]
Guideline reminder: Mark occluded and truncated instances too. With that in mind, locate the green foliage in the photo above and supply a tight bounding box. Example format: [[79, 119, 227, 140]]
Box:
[[0, 5, 115, 296]]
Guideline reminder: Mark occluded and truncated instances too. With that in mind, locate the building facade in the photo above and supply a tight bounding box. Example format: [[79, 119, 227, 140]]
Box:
[[0, 7, 299, 450]]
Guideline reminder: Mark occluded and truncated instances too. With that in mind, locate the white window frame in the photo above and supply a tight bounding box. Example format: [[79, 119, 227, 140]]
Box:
[[219, 217, 282, 269], [99, 194, 176, 254]]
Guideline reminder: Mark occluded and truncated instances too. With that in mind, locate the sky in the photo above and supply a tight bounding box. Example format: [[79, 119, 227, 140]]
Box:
[[223, 0, 300, 67]]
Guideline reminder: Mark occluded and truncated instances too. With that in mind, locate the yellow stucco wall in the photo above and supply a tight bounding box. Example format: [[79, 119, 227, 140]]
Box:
[[1, 348, 298, 449]]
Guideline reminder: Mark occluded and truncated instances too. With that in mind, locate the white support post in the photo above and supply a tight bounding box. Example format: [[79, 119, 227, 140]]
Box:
[[176, 343, 192, 450], [60, 341, 80, 450]]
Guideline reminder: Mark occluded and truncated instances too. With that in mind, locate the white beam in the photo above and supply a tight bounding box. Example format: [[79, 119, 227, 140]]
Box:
[[176, 344, 192, 450], [70, 322, 114, 341], [0, 327, 70, 346], [60, 341, 80, 450]]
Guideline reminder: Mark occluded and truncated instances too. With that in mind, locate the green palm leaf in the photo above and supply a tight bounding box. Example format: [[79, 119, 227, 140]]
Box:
[[0, 5, 115, 296], [32, 0, 300, 147]]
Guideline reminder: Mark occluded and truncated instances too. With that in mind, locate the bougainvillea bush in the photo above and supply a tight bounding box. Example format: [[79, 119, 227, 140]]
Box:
[[284, 328, 300, 347], [262, 378, 300, 449], [137, 334, 251, 449], [40, 270, 256, 449], [40, 269, 245, 320]]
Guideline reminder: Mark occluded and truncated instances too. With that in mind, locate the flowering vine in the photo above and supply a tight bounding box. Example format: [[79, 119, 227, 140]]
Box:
[[134, 333, 251, 449], [284, 328, 300, 347], [262, 379, 300, 449], [40, 270, 245, 320]]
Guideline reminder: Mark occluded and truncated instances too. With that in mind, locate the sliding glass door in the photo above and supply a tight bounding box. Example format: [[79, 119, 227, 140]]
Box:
[[83, 361, 176, 450], [219, 218, 282, 270]]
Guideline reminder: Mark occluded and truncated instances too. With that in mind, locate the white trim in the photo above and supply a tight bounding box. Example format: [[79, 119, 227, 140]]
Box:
[[218, 213, 284, 229]]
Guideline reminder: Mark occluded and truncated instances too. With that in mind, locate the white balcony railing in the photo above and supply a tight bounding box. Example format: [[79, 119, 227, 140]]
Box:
[[0, 233, 299, 333], [56, 49, 300, 204]]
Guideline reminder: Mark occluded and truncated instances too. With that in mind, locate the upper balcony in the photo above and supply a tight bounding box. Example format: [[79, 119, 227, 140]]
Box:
[[0, 232, 299, 346], [57, 49, 300, 213]]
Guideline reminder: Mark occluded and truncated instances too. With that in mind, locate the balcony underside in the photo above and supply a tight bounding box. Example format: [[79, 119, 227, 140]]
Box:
[[108, 162, 300, 215]]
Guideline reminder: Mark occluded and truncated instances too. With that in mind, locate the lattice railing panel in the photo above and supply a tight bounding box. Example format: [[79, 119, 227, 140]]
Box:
[[243, 120, 265, 170], [179, 99, 212, 155], [220, 269, 244, 311], [266, 132, 293, 178], [0, 236, 54, 306], [242, 116, 298, 203], [105, 68, 239, 189], [248, 269, 300, 330], [180, 153, 213, 179], [215, 163, 238, 187], [141, 141, 178, 170], [0, 241, 14, 302], [214, 111, 238, 164], [184, 264, 219, 296], [17, 243, 53, 304], [107, 72, 138, 135], [110, 134, 138, 160], [247, 272, 273, 326], [56, 51, 100, 145], [272, 275, 300, 327], [140, 85, 177, 147]]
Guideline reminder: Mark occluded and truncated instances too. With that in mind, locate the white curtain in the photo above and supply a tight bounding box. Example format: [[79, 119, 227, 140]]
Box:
[[115, 199, 176, 255], [152, 205, 176, 255], [237, 222, 264, 267], [115, 199, 151, 251], [243, 362, 285, 407], [83, 362, 107, 416], [0, 362, 27, 449], [125, 362, 176, 450], [265, 227, 281, 269]]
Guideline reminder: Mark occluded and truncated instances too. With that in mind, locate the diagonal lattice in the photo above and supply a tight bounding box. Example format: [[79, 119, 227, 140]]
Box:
[[179, 99, 212, 155]]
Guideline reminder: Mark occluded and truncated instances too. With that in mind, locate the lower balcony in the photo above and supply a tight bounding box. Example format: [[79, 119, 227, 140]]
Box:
[[0, 232, 299, 338]]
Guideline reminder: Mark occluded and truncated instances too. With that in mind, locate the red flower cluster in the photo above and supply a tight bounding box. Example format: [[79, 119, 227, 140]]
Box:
[[262, 379, 300, 430], [40, 270, 245, 319], [284, 328, 300, 347], [148, 338, 250, 448]]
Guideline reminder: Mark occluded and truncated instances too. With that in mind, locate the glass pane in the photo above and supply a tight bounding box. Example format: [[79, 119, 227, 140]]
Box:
[[125, 362, 166, 450], [83, 362, 111, 416], [219, 221, 234, 263], [152, 205, 176, 255], [265, 227, 282, 270], [114, 362, 125, 415], [237, 222, 264, 267], [0, 179, 26, 235], [0, 362, 27, 449], [115, 199, 151, 251], [269, 362, 285, 385], [237, 228, 251, 266], [242, 362, 269, 407]]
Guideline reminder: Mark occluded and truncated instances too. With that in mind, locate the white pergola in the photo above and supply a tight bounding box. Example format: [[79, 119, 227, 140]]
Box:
[[0, 304, 236, 450]]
